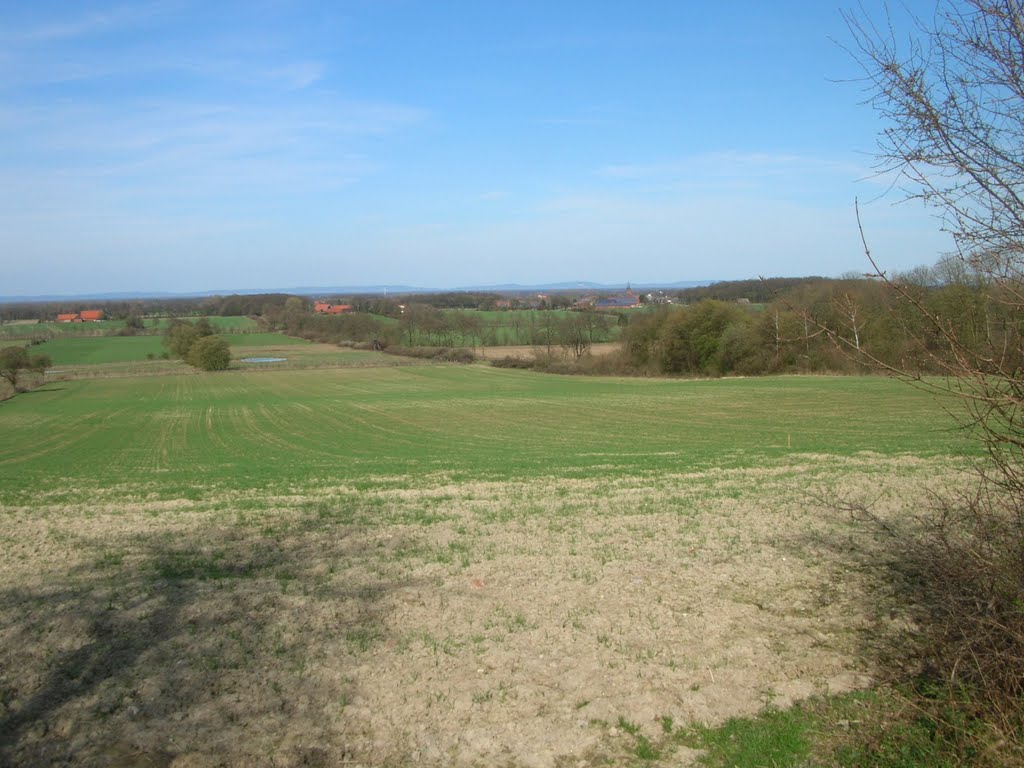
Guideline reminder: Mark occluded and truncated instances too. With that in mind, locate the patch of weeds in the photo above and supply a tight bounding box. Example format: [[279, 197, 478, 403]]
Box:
[[344, 626, 381, 653], [484, 606, 535, 634], [433, 548, 453, 565], [570, 567, 597, 584], [312, 500, 358, 525], [812, 685, 1008, 768], [633, 647, 658, 663], [680, 706, 812, 768], [610, 716, 661, 763], [446, 540, 472, 568], [633, 735, 660, 761], [152, 550, 245, 581], [472, 689, 493, 704], [509, 611, 532, 631], [617, 716, 641, 736], [563, 607, 594, 631], [397, 508, 451, 526], [94, 550, 124, 569], [386, 542, 430, 564], [276, 569, 296, 592], [595, 543, 622, 565], [419, 631, 461, 656]]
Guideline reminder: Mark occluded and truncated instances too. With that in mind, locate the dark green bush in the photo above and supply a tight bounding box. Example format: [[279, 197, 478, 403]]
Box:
[[185, 335, 231, 371]]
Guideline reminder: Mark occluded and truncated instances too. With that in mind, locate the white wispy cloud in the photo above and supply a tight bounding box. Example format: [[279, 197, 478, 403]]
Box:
[[599, 150, 865, 181], [0, 94, 427, 212], [1, 3, 324, 92], [268, 60, 327, 90], [15, 2, 175, 42]]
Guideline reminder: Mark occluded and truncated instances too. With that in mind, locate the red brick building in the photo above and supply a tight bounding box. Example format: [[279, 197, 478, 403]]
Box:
[[314, 302, 352, 315]]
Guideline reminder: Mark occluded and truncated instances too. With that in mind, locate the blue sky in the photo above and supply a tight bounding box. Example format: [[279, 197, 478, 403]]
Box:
[[1, 0, 952, 296]]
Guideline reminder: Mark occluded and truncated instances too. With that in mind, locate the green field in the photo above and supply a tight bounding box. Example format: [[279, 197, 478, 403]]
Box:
[[143, 315, 261, 332], [32, 335, 167, 364], [395, 309, 623, 345], [0, 353, 975, 766], [0, 315, 260, 340], [30, 331, 310, 367], [223, 331, 309, 347], [0, 318, 132, 339], [457, 309, 578, 322], [0, 367, 965, 505]]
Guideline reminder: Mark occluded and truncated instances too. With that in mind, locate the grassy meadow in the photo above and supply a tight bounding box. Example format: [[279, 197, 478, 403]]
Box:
[[0, 367, 964, 505], [395, 308, 624, 345], [0, 314, 260, 340], [27, 331, 400, 378], [0, 339, 975, 766]]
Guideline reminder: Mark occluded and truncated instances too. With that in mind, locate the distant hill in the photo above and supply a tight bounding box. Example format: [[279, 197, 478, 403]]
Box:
[[0, 285, 426, 304], [455, 280, 713, 293], [0, 280, 715, 304], [673, 276, 830, 304]]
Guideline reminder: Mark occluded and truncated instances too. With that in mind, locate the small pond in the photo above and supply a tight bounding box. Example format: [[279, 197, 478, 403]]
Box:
[[240, 357, 287, 363]]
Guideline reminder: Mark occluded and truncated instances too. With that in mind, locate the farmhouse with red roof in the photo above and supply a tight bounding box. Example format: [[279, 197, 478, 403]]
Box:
[[314, 302, 352, 315], [56, 310, 105, 322]]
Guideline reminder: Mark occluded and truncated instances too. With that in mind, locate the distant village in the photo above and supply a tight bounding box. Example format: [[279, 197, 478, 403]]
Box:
[[311, 287, 673, 316]]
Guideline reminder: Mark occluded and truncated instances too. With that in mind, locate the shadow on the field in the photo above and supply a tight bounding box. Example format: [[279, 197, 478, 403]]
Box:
[[0, 520, 414, 766], [782, 503, 927, 677]]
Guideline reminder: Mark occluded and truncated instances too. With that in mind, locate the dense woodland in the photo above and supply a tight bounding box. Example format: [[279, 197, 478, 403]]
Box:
[[617, 260, 1013, 377]]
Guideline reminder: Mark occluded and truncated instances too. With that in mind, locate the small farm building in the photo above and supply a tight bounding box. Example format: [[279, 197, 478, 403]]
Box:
[[314, 302, 353, 315], [56, 309, 105, 322], [56, 310, 105, 322], [594, 294, 641, 309]]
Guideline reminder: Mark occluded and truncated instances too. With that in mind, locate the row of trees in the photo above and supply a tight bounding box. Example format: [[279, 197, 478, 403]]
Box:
[[273, 271, 1013, 377], [0, 293, 299, 325], [395, 305, 614, 349], [274, 301, 619, 355], [615, 263, 1015, 378]]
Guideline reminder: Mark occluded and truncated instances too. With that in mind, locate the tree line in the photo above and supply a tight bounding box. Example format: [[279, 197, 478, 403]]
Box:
[[272, 297, 618, 355], [614, 258, 1011, 378], [0, 293, 299, 325]]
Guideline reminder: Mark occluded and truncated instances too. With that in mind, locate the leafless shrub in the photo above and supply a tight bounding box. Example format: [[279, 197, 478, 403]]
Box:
[[383, 346, 476, 363], [838, 0, 1024, 744]]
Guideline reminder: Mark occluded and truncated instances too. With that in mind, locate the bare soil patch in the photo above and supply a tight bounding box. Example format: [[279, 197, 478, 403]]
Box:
[[0, 455, 955, 766], [476, 343, 619, 360]]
